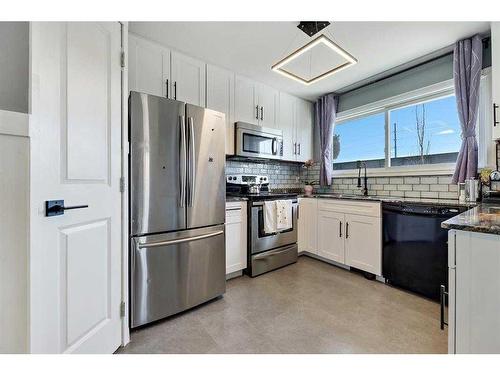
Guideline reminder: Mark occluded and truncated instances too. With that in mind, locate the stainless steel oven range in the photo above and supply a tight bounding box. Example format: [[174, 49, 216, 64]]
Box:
[[227, 174, 298, 277]]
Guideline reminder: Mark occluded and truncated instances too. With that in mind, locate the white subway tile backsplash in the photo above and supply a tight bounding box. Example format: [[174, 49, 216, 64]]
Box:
[[397, 185, 412, 191], [420, 176, 438, 184], [404, 177, 420, 184], [413, 184, 430, 191], [390, 177, 404, 185]]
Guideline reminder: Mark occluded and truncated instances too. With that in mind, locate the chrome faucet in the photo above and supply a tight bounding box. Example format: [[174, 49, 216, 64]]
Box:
[[356, 160, 368, 196]]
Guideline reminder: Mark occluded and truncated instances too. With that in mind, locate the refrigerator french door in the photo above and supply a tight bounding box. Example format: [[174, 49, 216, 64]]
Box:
[[129, 91, 226, 328]]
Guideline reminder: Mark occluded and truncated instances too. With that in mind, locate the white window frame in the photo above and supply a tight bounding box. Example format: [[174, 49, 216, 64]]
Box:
[[332, 70, 494, 177]]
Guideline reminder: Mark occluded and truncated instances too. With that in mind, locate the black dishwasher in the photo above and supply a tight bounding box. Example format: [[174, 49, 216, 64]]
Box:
[[382, 202, 466, 301]]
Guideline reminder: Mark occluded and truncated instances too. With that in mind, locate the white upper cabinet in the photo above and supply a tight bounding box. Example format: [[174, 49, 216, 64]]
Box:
[[234, 75, 259, 125], [170, 51, 206, 106], [128, 33, 170, 98], [295, 98, 314, 162], [491, 22, 500, 140], [279, 92, 296, 161], [206, 64, 235, 155], [258, 83, 279, 128], [278, 94, 314, 162]]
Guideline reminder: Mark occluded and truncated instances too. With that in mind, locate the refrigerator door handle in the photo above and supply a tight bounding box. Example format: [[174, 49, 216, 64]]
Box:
[[179, 115, 187, 207], [188, 117, 196, 207], [137, 230, 224, 249]]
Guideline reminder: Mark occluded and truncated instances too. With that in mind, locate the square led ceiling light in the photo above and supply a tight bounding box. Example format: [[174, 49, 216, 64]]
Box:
[[271, 34, 358, 85]]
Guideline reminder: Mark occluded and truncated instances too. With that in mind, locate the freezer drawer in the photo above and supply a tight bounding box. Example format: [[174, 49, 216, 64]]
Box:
[[130, 225, 226, 328], [250, 243, 298, 277]]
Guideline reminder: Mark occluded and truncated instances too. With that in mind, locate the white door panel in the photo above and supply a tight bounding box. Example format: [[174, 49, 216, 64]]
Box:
[[344, 214, 382, 276], [317, 210, 344, 263], [207, 65, 234, 154], [279, 92, 296, 161], [128, 34, 170, 98], [234, 75, 258, 125], [171, 51, 206, 106], [258, 83, 279, 128], [30, 22, 122, 354]]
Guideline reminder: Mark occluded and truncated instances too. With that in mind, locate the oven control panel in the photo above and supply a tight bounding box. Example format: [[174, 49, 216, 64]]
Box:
[[226, 174, 268, 185]]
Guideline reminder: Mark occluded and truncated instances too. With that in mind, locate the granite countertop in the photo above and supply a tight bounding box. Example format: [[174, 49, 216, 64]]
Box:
[[441, 204, 500, 235], [299, 193, 475, 208]]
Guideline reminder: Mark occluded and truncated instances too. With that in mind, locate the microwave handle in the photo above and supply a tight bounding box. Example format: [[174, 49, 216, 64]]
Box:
[[272, 137, 277, 155]]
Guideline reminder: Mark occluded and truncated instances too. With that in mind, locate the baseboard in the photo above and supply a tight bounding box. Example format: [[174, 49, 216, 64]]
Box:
[[226, 270, 243, 280]]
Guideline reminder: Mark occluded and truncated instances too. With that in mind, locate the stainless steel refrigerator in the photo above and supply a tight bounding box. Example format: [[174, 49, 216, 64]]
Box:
[[129, 91, 226, 328]]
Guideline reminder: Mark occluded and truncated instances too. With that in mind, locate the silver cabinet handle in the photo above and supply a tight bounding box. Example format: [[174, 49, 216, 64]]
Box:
[[293, 142, 297, 155], [174, 81, 177, 100], [188, 117, 196, 207], [260, 106, 264, 121], [298, 143, 301, 155], [346, 222, 349, 239], [440, 285, 448, 330], [179, 116, 187, 207], [255, 105, 259, 120], [137, 230, 224, 249], [339, 221, 342, 237], [494, 103, 499, 127], [225, 207, 242, 211], [166, 79, 169, 98]]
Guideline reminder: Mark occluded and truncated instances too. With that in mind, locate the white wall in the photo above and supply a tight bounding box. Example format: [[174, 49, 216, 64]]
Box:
[[0, 22, 30, 114], [0, 111, 30, 353]]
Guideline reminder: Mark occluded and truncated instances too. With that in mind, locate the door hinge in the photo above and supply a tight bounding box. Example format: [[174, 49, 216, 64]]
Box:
[[120, 301, 126, 318], [120, 50, 126, 68], [119, 176, 125, 193]]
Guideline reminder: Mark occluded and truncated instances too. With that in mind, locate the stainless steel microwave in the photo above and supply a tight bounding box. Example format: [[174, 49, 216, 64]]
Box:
[[235, 122, 283, 160]]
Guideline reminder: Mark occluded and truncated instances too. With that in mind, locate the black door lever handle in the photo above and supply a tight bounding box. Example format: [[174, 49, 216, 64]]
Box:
[[45, 200, 89, 217]]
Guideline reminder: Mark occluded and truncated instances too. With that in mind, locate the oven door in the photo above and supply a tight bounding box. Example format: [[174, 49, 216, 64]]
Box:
[[250, 200, 298, 254], [236, 123, 283, 160]]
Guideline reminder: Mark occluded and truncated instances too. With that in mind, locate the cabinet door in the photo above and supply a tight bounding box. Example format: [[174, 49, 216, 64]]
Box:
[[317, 210, 345, 263], [258, 83, 279, 128], [279, 92, 297, 161], [170, 51, 206, 106], [344, 214, 381, 275], [491, 22, 500, 140], [455, 230, 500, 353], [207, 65, 235, 155], [234, 75, 259, 125], [298, 198, 318, 254], [295, 98, 314, 162], [225, 203, 247, 274], [128, 34, 170, 97]]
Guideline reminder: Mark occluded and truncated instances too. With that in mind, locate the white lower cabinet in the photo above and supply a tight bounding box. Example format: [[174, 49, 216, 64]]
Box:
[[298, 198, 382, 276], [298, 198, 318, 254], [317, 210, 344, 263], [344, 214, 382, 275], [448, 229, 500, 354], [225, 202, 247, 275]]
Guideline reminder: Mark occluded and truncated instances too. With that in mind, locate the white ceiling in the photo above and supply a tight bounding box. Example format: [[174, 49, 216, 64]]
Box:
[[129, 21, 490, 101]]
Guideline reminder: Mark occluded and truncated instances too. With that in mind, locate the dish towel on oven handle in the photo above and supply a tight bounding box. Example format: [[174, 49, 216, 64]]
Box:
[[276, 199, 292, 231], [263, 200, 277, 234]]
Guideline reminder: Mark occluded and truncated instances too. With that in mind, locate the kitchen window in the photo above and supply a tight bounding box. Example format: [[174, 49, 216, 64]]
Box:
[[333, 71, 493, 175]]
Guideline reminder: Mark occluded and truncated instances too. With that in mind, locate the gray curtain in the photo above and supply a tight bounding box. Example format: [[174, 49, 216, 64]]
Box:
[[315, 93, 339, 186], [452, 35, 483, 184]]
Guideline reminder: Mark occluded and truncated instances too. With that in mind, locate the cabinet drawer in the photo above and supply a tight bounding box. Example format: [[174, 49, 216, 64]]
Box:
[[317, 199, 381, 218], [226, 202, 245, 223]]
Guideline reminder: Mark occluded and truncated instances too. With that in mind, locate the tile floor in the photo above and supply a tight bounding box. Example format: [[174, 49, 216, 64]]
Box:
[[117, 256, 447, 354]]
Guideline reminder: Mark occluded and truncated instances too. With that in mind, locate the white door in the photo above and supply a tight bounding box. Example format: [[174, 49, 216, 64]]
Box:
[[491, 22, 500, 140], [455, 231, 500, 353], [128, 33, 170, 98], [279, 92, 297, 161], [344, 214, 382, 275], [206, 64, 235, 154], [170, 51, 206, 106], [258, 83, 279, 128], [317, 210, 345, 263], [295, 98, 314, 162], [29, 22, 122, 354], [225, 203, 247, 274], [298, 198, 317, 254], [234, 75, 259, 125]]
